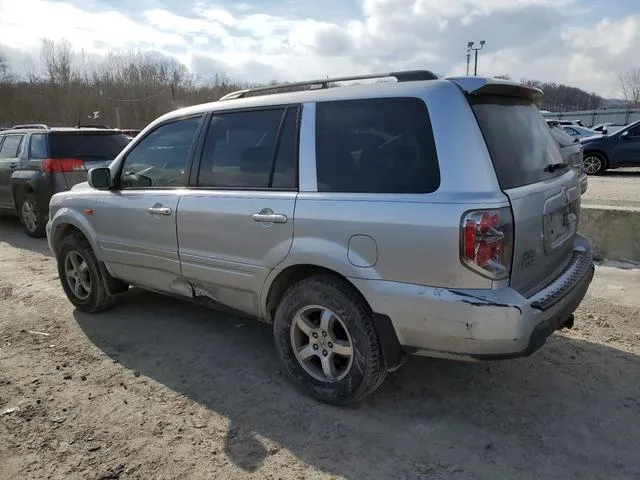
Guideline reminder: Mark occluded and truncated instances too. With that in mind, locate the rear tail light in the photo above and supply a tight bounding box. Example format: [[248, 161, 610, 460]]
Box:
[[42, 158, 86, 173], [461, 208, 513, 280]]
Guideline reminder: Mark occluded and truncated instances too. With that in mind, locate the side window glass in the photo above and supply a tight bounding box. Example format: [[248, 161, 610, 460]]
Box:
[[315, 98, 440, 193], [627, 125, 640, 137], [0, 135, 24, 159], [197, 109, 286, 188], [119, 117, 201, 188], [29, 134, 48, 159]]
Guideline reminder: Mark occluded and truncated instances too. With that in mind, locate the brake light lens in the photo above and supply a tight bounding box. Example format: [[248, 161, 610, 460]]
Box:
[[461, 208, 513, 280], [42, 158, 86, 173]]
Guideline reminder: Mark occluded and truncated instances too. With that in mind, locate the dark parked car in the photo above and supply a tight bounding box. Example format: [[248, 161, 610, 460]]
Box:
[[0, 124, 129, 237], [581, 120, 640, 174], [546, 120, 588, 194], [120, 129, 142, 139]]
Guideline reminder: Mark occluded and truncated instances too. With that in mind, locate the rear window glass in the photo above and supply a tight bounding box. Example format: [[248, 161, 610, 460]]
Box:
[[316, 97, 440, 194], [470, 95, 565, 189], [50, 132, 129, 159]]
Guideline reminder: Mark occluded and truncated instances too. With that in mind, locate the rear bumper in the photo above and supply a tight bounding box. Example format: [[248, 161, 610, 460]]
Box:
[[580, 173, 588, 194], [350, 235, 594, 360]]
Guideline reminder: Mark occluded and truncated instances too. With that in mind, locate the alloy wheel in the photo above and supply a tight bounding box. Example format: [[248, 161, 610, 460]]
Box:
[[20, 200, 38, 233], [64, 251, 92, 300], [583, 155, 602, 175], [290, 305, 354, 383]]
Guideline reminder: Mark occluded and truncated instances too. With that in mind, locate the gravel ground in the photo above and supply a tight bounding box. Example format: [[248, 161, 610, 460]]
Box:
[[582, 169, 640, 208], [1, 216, 639, 480]]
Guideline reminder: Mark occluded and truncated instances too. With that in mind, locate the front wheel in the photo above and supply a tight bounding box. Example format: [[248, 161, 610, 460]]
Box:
[[273, 275, 387, 405], [583, 153, 606, 175], [17, 193, 47, 238], [56, 232, 116, 313]]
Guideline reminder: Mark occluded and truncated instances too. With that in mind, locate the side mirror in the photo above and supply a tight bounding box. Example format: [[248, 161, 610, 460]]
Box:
[[620, 131, 630, 140], [88, 167, 112, 190]]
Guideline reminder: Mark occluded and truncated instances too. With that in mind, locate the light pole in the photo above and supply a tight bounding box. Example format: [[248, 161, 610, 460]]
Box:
[[467, 41, 486, 76]]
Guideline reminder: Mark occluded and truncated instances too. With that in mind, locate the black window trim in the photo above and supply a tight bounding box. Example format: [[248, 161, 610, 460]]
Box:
[[188, 103, 301, 192], [113, 113, 206, 191]]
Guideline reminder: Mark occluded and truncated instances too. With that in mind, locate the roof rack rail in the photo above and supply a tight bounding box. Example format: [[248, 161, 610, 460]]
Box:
[[74, 124, 112, 129], [11, 124, 49, 130], [219, 70, 438, 101]]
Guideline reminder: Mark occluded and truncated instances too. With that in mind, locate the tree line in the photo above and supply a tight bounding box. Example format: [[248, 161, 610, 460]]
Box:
[[0, 40, 247, 129], [1, 39, 639, 128], [522, 79, 605, 112]]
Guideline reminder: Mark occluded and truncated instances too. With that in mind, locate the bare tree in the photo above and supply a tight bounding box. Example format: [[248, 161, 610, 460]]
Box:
[[0, 37, 251, 127], [40, 38, 73, 86], [619, 68, 640, 107], [0, 52, 10, 81]]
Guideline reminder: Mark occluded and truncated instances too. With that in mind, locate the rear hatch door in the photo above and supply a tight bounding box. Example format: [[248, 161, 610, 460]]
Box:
[[466, 88, 581, 296], [49, 131, 129, 187]]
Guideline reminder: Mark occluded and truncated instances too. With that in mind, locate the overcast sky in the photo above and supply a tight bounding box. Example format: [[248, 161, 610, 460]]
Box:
[[0, 0, 638, 97]]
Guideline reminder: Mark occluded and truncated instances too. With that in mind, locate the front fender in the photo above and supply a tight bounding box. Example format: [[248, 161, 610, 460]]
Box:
[[47, 207, 101, 258]]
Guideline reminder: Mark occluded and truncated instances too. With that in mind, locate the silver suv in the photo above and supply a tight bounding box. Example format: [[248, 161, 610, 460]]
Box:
[[47, 72, 595, 405]]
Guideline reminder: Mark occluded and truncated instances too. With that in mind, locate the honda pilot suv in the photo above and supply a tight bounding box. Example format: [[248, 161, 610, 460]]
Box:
[[46, 72, 595, 404], [0, 125, 129, 237]]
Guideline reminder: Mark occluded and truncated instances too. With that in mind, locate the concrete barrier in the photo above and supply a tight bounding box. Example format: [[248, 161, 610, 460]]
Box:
[[579, 205, 640, 262]]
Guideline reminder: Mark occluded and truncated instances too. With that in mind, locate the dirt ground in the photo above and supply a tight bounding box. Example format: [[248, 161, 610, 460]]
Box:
[[1, 216, 639, 480]]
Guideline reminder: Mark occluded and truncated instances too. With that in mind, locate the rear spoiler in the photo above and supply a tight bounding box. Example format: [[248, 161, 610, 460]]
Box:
[[448, 77, 543, 102]]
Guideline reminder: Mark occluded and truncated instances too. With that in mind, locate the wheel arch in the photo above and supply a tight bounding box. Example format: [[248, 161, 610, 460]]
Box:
[[11, 182, 35, 209], [51, 216, 128, 296], [49, 212, 101, 258], [264, 264, 364, 321]]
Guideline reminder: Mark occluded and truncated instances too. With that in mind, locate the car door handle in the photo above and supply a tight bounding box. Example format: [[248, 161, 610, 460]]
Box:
[[253, 209, 287, 224], [148, 206, 172, 216]]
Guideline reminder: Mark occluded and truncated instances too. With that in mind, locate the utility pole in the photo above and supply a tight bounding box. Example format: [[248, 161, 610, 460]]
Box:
[[467, 41, 486, 76], [465, 46, 471, 76]]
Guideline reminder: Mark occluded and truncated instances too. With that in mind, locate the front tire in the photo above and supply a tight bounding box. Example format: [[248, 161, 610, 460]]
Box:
[[583, 152, 606, 175], [17, 193, 47, 238], [56, 232, 116, 313], [273, 275, 387, 405]]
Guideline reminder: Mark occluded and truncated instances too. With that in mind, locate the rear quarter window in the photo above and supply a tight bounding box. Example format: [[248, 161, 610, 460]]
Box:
[[470, 95, 565, 190], [50, 132, 129, 159], [315, 97, 440, 194]]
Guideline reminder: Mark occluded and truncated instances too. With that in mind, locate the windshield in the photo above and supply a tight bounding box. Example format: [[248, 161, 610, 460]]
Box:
[[50, 132, 129, 159], [470, 95, 566, 190]]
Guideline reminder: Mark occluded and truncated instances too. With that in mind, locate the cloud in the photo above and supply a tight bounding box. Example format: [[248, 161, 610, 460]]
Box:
[[0, 0, 638, 97], [0, 0, 186, 52]]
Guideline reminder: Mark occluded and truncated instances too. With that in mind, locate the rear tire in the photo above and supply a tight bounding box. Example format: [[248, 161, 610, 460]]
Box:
[[56, 232, 116, 313], [273, 274, 387, 405], [583, 152, 606, 175], [17, 193, 46, 238]]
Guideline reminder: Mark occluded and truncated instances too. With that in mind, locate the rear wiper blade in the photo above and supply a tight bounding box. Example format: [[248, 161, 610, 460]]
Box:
[[544, 162, 569, 173]]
